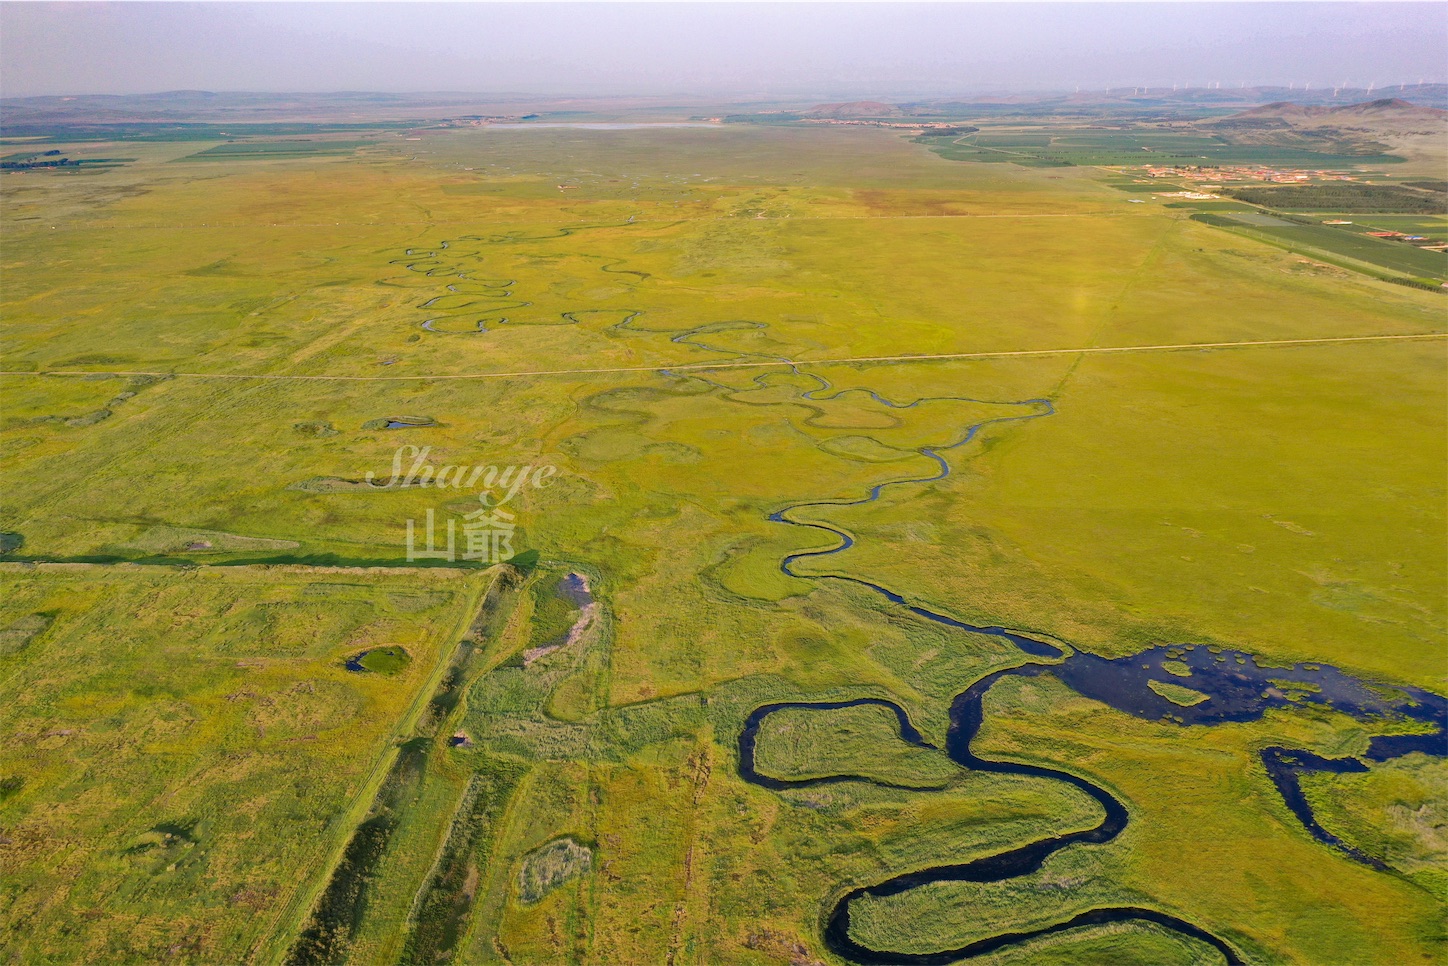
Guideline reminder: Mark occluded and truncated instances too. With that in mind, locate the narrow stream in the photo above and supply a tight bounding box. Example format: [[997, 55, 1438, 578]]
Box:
[[382, 239, 1443, 963], [721, 358, 1444, 964]]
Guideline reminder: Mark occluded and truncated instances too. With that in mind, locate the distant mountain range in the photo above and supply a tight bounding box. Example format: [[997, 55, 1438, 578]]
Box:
[[804, 101, 904, 118], [1200, 98, 1448, 157], [1228, 97, 1448, 123], [3, 86, 1445, 135], [908, 85, 1448, 112], [783, 87, 1448, 123]]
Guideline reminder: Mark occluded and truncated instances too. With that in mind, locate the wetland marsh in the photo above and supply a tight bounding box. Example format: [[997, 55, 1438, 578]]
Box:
[[1, 107, 1444, 965]]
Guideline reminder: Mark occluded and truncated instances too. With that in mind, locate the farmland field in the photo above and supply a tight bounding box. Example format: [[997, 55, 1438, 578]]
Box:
[[916, 127, 1407, 168], [1, 112, 1445, 966], [1189, 211, 1447, 280]]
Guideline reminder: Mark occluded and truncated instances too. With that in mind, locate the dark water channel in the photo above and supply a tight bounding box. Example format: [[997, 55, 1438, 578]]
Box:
[[726, 364, 1444, 964]]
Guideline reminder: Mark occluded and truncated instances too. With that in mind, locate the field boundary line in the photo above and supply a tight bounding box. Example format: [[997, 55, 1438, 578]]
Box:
[[253, 568, 499, 963], [3, 333, 1444, 385]]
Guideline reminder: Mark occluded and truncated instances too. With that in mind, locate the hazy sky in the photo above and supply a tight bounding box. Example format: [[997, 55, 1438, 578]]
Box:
[[2, 2, 1443, 99]]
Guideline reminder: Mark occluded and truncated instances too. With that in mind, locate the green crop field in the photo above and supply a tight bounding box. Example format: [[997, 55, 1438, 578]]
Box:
[[1188, 211, 1448, 280], [917, 127, 1406, 168], [1, 112, 1444, 966], [1317, 213, 1448, 237], [181, 139, 380, 161], [1224, 182, 1444, 213]]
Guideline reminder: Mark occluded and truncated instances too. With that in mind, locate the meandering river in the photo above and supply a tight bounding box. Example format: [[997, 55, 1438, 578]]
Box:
[[728, 363, 1444, 964], [396, 232, 1444, 963]]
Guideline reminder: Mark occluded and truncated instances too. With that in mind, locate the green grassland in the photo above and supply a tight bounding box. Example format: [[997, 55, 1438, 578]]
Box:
[[0, 564, 489, 961], [753, 704, 961, 788], [1, 118, 1444, 963], [1300, 753, 1448, 896]]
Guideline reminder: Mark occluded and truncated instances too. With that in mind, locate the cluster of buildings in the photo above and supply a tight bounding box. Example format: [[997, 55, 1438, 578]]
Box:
[[1321, 222, 1442, 251], [440, 114, 543, 128], [1154, 190, 1222, 199], [1140, 164, 1359, 185], [1359, 227, 1444, 250], [800, 118, 972, 134]]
